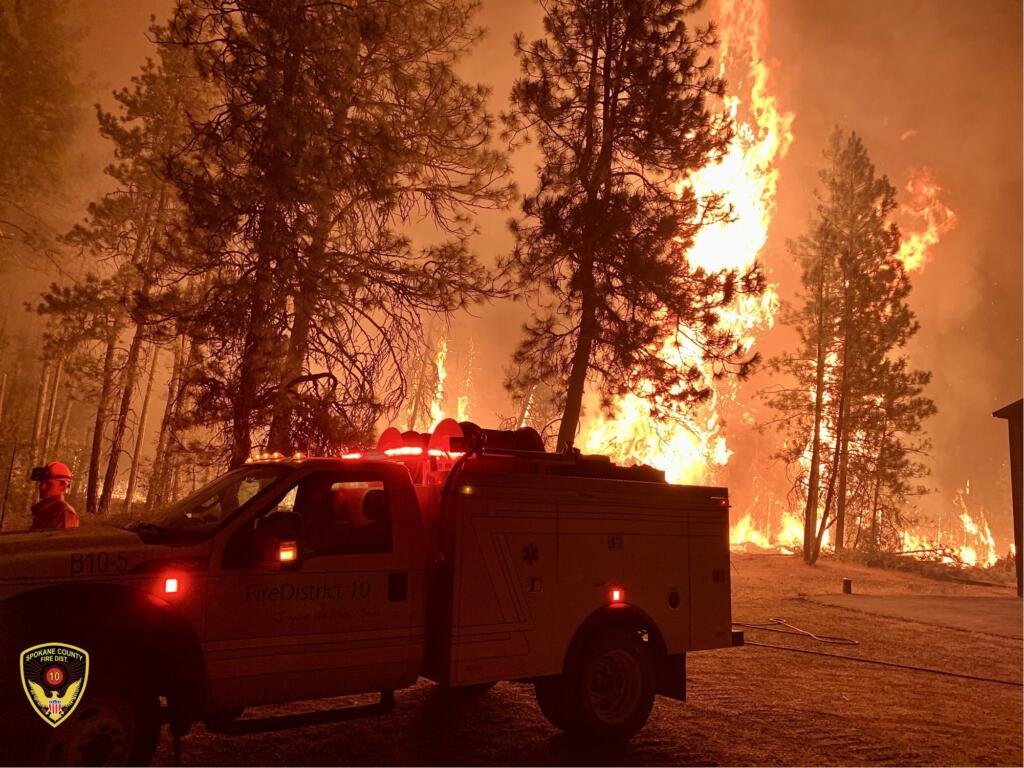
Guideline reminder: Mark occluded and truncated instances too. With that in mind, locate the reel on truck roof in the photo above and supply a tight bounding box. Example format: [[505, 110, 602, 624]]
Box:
[[375, 419, 545, 455]]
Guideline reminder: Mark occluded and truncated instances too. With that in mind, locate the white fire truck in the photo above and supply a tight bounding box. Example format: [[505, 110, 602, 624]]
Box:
[[0, 420, 740, 765]]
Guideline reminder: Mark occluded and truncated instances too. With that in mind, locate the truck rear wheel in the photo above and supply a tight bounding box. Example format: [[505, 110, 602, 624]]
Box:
[[547, 625, 655, 742]]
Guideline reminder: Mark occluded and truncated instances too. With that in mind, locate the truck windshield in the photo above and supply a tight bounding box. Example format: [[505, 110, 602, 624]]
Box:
[[128, 465, 289, 537]]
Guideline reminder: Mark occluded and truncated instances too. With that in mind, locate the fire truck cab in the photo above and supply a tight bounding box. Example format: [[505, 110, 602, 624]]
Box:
[[0, 420, 739, 765]]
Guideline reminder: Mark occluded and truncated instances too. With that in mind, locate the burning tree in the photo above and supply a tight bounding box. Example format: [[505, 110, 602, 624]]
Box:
[[503, 0, 765, 452], [765, 128, 936, 563]]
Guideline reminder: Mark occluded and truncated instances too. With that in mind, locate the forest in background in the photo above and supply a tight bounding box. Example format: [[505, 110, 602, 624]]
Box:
[[0, 0, 1019, 565]]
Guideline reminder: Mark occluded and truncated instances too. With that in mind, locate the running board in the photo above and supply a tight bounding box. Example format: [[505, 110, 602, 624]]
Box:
[[205, 691, 395, 735]]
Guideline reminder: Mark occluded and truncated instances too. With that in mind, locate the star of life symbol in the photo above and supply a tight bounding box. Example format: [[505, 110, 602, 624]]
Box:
[[20, 642, 89, 727]]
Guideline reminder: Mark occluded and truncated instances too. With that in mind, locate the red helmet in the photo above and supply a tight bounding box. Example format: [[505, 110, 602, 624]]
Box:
[[44, 461, 73, 481]]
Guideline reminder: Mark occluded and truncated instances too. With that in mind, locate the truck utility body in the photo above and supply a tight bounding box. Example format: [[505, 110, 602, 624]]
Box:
[[0, 420, 738, 765]]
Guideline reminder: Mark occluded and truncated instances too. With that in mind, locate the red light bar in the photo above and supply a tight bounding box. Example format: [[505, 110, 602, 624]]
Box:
[[341, 452, 363, 460], [384, 446, 423, 457]]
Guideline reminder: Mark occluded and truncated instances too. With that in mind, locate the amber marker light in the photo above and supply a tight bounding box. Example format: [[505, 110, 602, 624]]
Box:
[[279, 541, 298, 562]]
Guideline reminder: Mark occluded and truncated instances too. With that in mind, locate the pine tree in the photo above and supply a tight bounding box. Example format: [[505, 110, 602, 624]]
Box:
[[503, 0, 762, 451], [162, 0, 513, 464], [765, 128, 936, 563]]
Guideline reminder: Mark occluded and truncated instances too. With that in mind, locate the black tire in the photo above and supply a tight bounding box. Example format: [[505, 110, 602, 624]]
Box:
[[534, 676, 574, 731], [559, 625, 655, 742], [35, 683, 161, 767]]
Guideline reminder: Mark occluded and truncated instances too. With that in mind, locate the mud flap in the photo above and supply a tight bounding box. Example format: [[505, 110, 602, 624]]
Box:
[[655, 652, 686, 701]]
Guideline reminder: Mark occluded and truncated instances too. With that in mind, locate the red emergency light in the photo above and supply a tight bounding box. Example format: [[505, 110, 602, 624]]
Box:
[[164, 577, 179, 594], [278, 541, 298, 562], [384, 446, 424, 457], [610, 586, 625, 603]]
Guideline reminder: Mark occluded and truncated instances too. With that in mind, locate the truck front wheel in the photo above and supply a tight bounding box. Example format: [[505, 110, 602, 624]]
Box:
[[37, 683, 160, 766], [538, 625, 655, 742]]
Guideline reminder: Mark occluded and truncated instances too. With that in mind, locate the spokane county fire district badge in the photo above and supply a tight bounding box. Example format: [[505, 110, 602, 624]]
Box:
[[20, 643, 89, 727]]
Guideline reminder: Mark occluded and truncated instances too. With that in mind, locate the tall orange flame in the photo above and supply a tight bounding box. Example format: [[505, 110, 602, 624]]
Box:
[[581, 0, 792, 504], [896, 167, 958, 272]]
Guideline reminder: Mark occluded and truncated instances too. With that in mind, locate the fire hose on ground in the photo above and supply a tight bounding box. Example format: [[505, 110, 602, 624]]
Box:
[[733, 618, 1023, 688]]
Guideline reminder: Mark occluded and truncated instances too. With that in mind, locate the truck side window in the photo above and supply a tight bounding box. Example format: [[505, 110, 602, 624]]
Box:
[[294, 474, 392, 557]]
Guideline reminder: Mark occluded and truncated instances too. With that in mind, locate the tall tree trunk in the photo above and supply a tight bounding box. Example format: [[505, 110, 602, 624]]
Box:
[[147, 337, 185, 512], [99, 325, 146, 515], [54, 399, 72, 453], [810, 387, 846, 565], [267, 206, 329, 452], [29, 362, 52, 467], [870, 416, 888, 552], [803, 249, 830, 562], [87, 323, 121, 515], [834, 384, 852, 553], [98, 186, 169, 513], [557, 269, 596, 452], [557, 17, 613, 454], [41, 356, 64, 458], [124, 346, 159, 514], [230, 30, 303, 468], [231, 266, 274, 467]]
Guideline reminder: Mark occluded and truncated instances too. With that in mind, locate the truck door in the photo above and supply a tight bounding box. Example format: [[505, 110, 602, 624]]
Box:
[[203, 468, 420, 710]]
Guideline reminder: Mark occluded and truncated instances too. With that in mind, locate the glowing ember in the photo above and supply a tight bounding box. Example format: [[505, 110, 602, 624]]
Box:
[[581, 0, 793, 545], [896, 167, 957, 273]]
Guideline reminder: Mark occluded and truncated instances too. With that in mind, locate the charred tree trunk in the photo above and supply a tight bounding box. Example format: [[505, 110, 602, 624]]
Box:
[[99, 325, 146, 515], [231, 263, 275, 467], [556, 20, 608, 454], [870, 414, 889, 552], [803, 250, 830, 562], [41, 356, 64, 458], [54, 398, 72, 453], [557, 270, 596, 452], [124, 346, 159, 514], [29, 362, 52, 467], [834, 385, 852, 553], [266, 207, 329, 453], [147, 337, 185, 512], [87, 322, 122, 515], [810, 387, 846, 565]]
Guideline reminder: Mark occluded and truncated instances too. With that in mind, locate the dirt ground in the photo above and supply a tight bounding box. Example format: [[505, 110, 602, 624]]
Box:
[[153, 554, 1023, 766]]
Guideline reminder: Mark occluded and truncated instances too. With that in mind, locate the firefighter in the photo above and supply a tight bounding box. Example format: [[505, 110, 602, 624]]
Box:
[[29, 461, 79, 531]]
